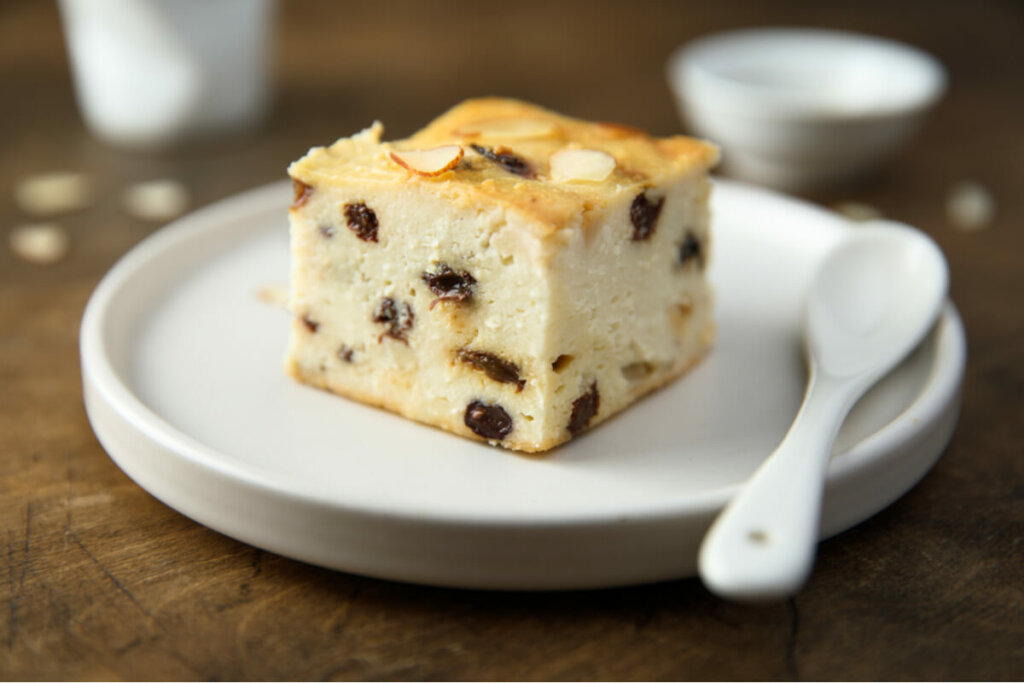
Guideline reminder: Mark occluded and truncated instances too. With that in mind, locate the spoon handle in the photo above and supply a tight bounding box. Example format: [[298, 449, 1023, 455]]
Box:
[[698, 370, 863, 600]]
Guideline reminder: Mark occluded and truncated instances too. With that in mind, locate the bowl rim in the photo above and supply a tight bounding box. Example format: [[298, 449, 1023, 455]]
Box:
[[667, 27, 947, 121]]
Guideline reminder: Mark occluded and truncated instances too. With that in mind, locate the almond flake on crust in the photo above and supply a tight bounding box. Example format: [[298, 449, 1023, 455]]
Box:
[[389, 145, 464, 176], [549, 148, 616, 183], [453, 117, 558, 140]]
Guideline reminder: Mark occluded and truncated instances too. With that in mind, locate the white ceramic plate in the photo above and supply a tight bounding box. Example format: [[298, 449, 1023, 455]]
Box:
[[80, 179, 965, 590]]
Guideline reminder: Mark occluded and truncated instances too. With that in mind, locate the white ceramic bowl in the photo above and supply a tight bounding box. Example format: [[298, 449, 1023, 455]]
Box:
[[668, 28, 946, 191]]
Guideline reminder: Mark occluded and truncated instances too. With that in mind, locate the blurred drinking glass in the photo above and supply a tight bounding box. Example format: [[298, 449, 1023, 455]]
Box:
[[59, 0, 275, 149]]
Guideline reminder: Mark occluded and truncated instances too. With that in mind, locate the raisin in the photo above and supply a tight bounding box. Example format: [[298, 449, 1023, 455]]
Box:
[[338, 345, 355, 363], [373, 298, 397, 324], [552, 354, 574, 373], [678, 232, 704, 269], [344, 202, 379, 242], [373, 297, 414, 343], [291, 180, 313, 209], [423, 263, 476, 308], [464, 400, 513, 440], [630, 192, 664, 241], [318, 224, 335, 238], [458, 349, 525, 391], [470, 144, 535, 178], [301, 315, 319, 333], [568, 381, 600, 435]]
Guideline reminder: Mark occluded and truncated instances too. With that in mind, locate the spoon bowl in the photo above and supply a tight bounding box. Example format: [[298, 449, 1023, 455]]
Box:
[[699, 221, 948, 600], [809, 224, 949, 379]]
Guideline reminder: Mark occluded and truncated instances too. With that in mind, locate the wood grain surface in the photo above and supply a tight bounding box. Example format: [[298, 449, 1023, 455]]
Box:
[[2, 1, 1022, 680]]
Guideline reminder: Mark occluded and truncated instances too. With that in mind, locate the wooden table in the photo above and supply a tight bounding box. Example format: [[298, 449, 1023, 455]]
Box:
[[3, 1, 1022, 679]]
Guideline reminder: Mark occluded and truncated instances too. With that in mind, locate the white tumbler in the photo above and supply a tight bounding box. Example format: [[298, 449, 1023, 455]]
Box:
[[59, 0, 275, 149]]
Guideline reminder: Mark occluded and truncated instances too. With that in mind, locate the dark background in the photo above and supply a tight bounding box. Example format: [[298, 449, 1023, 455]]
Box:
[[2, 1, 1022, 679]]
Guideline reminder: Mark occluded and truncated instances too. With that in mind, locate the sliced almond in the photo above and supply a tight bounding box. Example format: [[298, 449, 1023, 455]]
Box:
[[256, 283, 291, 310], [453, 117, 558, 140], [389, 145, 464, 176], [594, 121, 649, 139], [9, 223, 70, 265], [15, 171, 94, 216], [833, 201, 883, 223], [947, 180, 995, 231], [549, 148, 616, 183], [123, 179, 190, 222]]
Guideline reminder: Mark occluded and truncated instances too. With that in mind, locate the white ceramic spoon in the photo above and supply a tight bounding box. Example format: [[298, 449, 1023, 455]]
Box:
[[699, 221, 949, 601]]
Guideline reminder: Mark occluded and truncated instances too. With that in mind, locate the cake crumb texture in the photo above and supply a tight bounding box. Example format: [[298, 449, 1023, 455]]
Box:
[[286, 98, 718, 453]]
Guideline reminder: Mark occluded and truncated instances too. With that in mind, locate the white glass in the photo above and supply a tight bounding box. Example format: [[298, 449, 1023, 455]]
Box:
[[59, 0, 275, 148]]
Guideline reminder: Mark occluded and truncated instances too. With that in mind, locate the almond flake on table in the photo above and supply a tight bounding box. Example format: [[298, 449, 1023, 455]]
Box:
[[255, 283, 290, 310], [14, 171, 94, 216], [123, 179, 191, 222], [947, 181, 995, 231], [9, 223, 71, 265], [833, 201, 883, 223]]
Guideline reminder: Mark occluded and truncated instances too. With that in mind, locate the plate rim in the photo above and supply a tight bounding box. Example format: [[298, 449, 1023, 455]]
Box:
[[79, 179, 965, 588], [81, 179, 965, 527]]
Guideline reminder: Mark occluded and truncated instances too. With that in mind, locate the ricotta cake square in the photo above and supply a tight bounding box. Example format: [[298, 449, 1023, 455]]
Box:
[[286, 98, 718, 453]]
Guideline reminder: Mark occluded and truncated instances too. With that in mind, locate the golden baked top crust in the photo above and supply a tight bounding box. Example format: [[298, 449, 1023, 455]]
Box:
[[288, 98, 718, 234]]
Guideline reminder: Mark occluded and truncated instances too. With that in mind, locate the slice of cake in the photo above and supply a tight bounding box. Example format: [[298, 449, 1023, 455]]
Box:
[[286, 98, 718, 453]]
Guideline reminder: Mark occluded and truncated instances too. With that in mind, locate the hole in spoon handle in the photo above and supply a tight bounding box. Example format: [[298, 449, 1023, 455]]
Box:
[[747, 529, 770, 545], [699, 373, 864, 600]]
